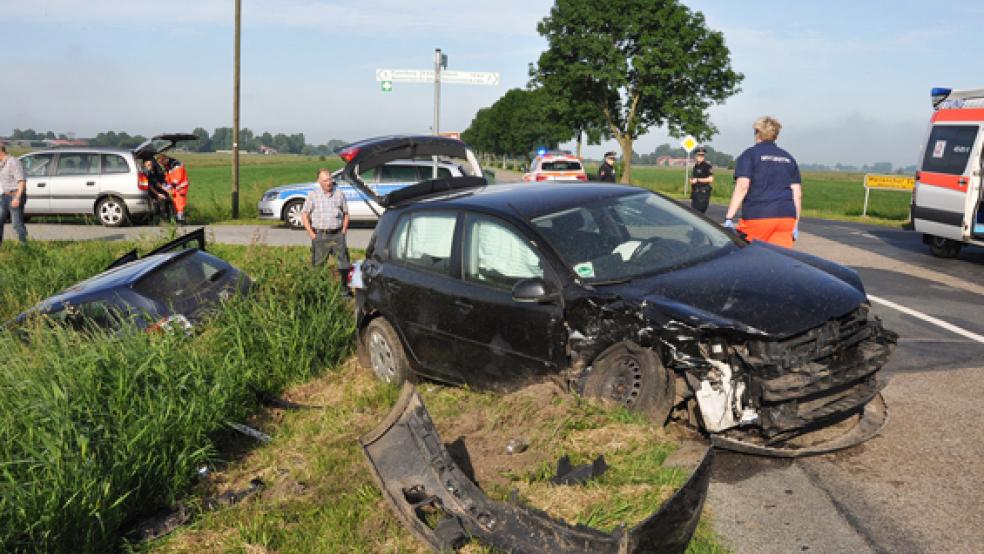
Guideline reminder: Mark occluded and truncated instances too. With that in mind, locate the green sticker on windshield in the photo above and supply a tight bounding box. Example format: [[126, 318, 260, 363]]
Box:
[[574, 262, 595, 278]]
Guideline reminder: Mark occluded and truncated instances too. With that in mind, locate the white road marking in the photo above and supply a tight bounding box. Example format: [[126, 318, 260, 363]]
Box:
[[868, 294, 984, 344]]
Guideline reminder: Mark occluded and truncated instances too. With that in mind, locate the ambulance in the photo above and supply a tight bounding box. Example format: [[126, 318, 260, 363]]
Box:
[[911, 87, 984, 257], [522, 150, 588, 182]]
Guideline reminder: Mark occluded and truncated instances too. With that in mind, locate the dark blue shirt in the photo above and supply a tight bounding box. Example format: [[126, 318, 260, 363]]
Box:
[[734, 141, 801, 220]]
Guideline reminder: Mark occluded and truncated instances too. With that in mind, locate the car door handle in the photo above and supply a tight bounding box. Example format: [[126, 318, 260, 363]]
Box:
[[37, 182, 46, 188], [455, 299, 474, 312], [86, 181, 96, 186]]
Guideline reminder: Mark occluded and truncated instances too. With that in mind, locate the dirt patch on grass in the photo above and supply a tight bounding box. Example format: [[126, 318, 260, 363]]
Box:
[[433, 381, 575, 490]]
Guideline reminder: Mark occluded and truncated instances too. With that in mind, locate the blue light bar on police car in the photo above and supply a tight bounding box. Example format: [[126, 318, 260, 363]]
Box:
[[536, 147, 548, 157], [931, 87, 951, 109]]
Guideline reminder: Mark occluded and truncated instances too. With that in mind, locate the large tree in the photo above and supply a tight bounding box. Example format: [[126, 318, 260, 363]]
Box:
[[533, 0, 742, 183], [461, 87, 572, 162]]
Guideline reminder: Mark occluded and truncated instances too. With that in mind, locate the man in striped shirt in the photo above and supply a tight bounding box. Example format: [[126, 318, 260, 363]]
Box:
[[301, 168, 351, 291]]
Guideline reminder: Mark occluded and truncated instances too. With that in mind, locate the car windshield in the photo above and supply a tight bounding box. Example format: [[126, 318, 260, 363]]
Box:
[[133, 251, 233, 312], [541, 160, 582, 171], [531, 191, 738, 282]]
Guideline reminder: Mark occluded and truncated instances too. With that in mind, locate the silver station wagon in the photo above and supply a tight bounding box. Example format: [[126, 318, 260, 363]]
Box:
[[18, 133, 195, 227]]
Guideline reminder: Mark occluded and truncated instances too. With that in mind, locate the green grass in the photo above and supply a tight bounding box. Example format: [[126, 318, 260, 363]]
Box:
[[586, 163, 912, 226], [0, 239, 353, 552]]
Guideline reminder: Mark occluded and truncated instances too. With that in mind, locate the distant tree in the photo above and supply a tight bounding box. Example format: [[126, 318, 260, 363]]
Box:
[[532, 0, 742, 184], [259, 131, 274, 147], [461, 88, 572, 161], [190, 127, 212, 152], [211, 127, 233, 151], [44, 131, 56, 140]]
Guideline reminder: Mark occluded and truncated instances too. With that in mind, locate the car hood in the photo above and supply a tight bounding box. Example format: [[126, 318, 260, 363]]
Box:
[[601, 243, 866, 338], [264, 183, 317, 194]]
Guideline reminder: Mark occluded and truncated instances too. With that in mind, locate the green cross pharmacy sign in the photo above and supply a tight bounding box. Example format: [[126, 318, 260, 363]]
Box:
[[380, 80, 393, 92]]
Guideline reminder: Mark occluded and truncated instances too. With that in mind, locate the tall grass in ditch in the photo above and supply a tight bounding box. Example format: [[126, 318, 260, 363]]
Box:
[[0, 241, 353, 552]]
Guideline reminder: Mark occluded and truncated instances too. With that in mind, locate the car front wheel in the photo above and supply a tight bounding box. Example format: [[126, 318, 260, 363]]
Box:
[[581, 341, 675, 425], [365, 318, 411, 386], [928, 235, 961, 258], [96, 197, 129, 227], [283, 200, 305, 230]]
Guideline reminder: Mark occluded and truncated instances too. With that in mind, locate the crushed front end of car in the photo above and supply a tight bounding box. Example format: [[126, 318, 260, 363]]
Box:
[[361, 382, 713, 553]]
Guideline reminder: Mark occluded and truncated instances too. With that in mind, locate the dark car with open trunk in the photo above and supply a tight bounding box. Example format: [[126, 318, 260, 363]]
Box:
[[344, 136, 897, 458]]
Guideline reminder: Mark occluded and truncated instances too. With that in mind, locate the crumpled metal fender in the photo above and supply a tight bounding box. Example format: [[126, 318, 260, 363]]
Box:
[[711, 392, 889, 458], [359, 382, 713, 553]]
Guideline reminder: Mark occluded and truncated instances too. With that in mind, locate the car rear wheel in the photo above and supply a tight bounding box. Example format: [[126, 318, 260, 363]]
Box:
[[365, 318, 411, 386], [283, 200, 305, 230], [96, 197, 129, 227], [582, 341, 675, 425], [928, 235, 961, 258]]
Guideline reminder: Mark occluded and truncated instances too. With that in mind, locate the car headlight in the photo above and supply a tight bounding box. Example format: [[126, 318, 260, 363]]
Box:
[[262, 192, 278, 201]]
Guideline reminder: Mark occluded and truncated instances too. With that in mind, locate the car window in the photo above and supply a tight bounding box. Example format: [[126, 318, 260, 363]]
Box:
[[56, 153, 101, 176], [921, 125, 978, 175], [464, 214, 544, 290], [532, 192, 736, 282], [380, 164, 420, 183], [22, 154, 54, 177], [47, 300, 125, 332], [101, 154, 130, 174], [541, 160, 583, 172], [390, 211, 457, 274], [133, 251, 231, 310]]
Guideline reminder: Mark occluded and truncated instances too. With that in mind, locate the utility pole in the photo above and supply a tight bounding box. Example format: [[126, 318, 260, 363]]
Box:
[[231, 0, 241, 219]]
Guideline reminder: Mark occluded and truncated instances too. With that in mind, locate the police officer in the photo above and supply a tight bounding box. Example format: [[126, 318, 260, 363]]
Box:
[[300, 168, 351, 292], [598, 151, 617, 182], [689, 147, 714, 213], [724, 116, 802, 248]]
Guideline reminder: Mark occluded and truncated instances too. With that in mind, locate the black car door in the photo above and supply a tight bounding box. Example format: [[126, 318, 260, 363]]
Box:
[[380, 209, 463, 380], [441, 212, 566, 389]]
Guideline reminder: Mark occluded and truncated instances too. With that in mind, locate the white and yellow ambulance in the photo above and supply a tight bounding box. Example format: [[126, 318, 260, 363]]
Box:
[[911, 87, 984, 257]]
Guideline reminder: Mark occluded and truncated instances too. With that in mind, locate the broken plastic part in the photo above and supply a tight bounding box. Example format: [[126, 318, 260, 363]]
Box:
[[551, 454, 608, 486], [360, 382, 713, 553], [711, 391, 889, 458]]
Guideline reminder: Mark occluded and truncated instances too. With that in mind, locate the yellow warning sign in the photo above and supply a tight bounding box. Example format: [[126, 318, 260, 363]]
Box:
[[865, 174, 915, 190], [681, 135, 698, 153]]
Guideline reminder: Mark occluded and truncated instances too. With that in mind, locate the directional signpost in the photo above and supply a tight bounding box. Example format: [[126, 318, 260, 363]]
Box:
[[681, 134, 698, 195]]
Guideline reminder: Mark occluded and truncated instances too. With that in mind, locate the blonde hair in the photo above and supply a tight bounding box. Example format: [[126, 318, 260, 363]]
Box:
[[754, 116, 782, 141], [317, 167, 332, 178]]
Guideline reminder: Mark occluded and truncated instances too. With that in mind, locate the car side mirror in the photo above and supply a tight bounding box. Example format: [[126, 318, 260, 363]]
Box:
[[512, 277, 559, 303]]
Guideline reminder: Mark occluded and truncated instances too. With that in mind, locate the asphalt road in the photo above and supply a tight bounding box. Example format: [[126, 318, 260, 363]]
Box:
[[5, 205, 984, 553]]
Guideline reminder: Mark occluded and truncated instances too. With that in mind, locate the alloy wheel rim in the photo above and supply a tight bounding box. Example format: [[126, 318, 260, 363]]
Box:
[[100, 202, 122, 224], [369, 330, 396, 382], [287, 205, 303, 227]]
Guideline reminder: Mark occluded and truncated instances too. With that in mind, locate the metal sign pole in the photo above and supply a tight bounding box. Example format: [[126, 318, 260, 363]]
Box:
[[231, 0, 241, 219], [433, 49, 444, 178], [863, 175, 870, 217]]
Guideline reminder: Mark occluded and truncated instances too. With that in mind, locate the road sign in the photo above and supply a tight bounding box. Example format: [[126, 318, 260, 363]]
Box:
[[376, 68, 499, 86], [681, 135, 698, 153], [380, 80, 393, 92], [441, 70, 500, 86], [862, 174, 915, 216]]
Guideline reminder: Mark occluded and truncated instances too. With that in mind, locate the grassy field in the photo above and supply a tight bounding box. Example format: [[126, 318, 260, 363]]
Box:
[[0, 238, 726, 553], [585, 163, 912, 225]]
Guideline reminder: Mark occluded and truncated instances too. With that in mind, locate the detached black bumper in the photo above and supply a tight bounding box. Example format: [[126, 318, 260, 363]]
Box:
[[360, 383, 713, 553]]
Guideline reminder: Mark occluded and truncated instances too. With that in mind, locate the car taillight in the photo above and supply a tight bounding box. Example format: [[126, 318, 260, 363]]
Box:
[[137, 173, 148, 191], [338, 147, 360, 162], [576, 174, 587, 181], [147, 314, 192, 334], [535, 174, 548, 181]]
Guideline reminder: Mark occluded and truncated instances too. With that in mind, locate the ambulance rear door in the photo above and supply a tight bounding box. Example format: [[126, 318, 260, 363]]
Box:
[[912, 121, 981, 241]]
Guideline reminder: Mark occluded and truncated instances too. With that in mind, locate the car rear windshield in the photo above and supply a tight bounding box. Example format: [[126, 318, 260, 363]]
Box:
[[541, 160, 583, 172], [921, 125, 978, 175], [532, 191, 737, 282], [133, 251, 233, 311]]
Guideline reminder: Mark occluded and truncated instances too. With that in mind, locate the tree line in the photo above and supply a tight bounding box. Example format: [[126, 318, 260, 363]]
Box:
[[635, 144, 734, 167], [6, 127, 347, 156]]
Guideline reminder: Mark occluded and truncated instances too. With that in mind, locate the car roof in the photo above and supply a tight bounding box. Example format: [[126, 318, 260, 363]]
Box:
[[33, 251, 189, 310], [22, 146, 135, 156], [399, 181, 641, 219]]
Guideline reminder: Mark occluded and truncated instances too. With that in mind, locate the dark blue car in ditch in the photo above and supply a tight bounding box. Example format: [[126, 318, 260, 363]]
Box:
[[10, 229, 251, 333]]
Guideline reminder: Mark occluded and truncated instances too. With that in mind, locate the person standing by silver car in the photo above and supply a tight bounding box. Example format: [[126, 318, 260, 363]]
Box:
[[0, 144, 28, 245], [301, 168, 351, 292]]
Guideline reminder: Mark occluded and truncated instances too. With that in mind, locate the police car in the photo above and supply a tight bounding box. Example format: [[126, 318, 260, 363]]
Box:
[[522, 150, 588, 182], [257, 159, 464, 229]]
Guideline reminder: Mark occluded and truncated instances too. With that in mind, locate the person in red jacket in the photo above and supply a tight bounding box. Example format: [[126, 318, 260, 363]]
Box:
[[157, 154, 190, 224]]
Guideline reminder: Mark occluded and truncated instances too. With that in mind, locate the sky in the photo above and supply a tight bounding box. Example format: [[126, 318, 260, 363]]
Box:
[[3, 0, 983, 167]]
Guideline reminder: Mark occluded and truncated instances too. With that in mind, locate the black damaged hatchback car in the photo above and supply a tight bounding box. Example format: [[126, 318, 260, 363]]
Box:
[[344, 136, 897, 457]]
